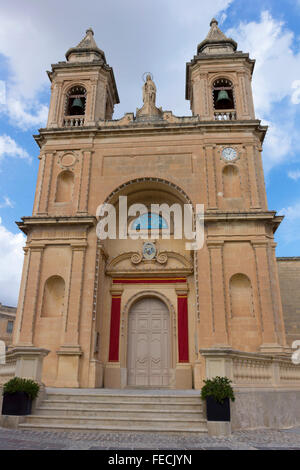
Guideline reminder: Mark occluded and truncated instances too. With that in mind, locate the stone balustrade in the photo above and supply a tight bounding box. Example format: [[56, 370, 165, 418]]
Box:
[[63, 116, 85, 127], [214, 110, 236, 121], [201, 348, 300, 388]]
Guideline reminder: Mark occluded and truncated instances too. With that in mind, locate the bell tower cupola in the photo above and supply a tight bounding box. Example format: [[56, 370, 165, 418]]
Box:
[[46, 28, 119, 128], [186, 19, 255, 121]]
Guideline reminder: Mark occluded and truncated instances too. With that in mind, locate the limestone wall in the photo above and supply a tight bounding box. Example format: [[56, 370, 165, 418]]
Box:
[[277, 258, 300, 347]]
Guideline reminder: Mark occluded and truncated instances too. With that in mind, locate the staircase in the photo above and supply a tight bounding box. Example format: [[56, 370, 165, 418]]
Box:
[[18, 388, 207, 434]]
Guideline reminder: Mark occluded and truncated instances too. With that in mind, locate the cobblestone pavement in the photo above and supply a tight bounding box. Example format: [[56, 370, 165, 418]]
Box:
[[0, 426, 300, 450]]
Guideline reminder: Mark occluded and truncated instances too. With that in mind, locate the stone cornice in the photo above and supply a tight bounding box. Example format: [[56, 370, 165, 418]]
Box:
[[33, 119, 267, 148], [17, 216, 97, 234], [204, 211, 283, 220]]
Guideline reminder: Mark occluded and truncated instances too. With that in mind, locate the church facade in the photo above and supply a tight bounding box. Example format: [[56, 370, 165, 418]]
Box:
[[12, 20, 296, 392]]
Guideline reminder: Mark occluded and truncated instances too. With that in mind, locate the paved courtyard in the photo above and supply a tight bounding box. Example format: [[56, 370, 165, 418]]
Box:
[[0, 426, 300, 450]]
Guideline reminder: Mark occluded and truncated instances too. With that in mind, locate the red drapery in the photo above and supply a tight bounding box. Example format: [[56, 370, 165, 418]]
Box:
[[177, 295, 189, 362], [108, 296, 121, 362]]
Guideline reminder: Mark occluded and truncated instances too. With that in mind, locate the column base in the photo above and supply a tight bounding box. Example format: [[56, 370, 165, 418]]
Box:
[[175, 363, 193, 389], [88, 360, 104, 388], [193, 361, 203, 390], [55, 346, 82, 388], [104, 363, 127, 389], [10, 346, 49, 383]]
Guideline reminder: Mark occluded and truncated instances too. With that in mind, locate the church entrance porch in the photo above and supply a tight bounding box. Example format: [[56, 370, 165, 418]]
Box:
[[127, 297, 171, 387]]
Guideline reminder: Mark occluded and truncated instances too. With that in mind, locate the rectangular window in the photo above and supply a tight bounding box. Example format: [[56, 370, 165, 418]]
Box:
[[6, 320, 13, 334]]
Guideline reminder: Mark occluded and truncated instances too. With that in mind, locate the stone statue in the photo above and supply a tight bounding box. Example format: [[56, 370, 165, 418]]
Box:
[[143, 74, 156, 106], [137, 73, 162, 119]]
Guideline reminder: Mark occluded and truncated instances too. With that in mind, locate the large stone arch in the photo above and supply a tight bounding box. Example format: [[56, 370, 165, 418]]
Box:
[[104, 177, 193, 206]]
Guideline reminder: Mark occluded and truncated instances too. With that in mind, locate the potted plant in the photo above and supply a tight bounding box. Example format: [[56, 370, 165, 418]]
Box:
[[201, 376, 235, 422], [1, 377, 40, 416]]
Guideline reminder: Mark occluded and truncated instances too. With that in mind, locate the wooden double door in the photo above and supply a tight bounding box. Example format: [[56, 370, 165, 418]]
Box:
[[127, 297, 171, 387]]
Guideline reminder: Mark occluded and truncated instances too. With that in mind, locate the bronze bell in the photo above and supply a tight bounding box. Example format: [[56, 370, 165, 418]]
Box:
[[216, 90, 232, 107], [70, 98, 84, 115]]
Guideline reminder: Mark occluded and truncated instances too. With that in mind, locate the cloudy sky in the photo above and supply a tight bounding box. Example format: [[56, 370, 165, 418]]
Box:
[[0, 0, 300, 306]]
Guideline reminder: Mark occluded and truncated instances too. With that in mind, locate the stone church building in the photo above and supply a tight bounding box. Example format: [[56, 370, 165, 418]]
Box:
[[10, 19, 300, 411]]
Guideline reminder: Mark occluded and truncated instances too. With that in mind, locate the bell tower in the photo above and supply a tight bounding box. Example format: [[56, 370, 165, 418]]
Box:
[[46, 28, 119, 128], [186, 18, 255, 121]]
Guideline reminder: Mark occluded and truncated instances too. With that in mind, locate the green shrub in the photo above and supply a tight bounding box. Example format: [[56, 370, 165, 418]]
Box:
[[201, 376, 235, 404], [3, 377, 40, 400]]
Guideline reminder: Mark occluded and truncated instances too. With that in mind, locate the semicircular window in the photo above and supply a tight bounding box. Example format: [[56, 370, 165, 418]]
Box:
[[131, 213, 168, 231]]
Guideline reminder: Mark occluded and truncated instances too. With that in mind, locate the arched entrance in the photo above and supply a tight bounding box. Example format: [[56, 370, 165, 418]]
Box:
[[127, 297, 171, 387]]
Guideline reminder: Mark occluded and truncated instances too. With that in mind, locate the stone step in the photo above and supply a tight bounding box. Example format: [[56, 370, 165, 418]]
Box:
[[45, 393, 201, 404], [22, 414, 206, 430], [18, 422, 208, 435], [41, 399, 202, 411], [20, 388, 207, 434], [35, 406, 203, 420]]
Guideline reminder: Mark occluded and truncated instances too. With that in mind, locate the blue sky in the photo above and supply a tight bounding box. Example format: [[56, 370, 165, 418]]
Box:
[[0, 0, 300, 305]]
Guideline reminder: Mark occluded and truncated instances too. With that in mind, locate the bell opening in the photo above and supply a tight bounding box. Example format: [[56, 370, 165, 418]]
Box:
[[213, 79, 234, 111], [66, 86, 87, 116]]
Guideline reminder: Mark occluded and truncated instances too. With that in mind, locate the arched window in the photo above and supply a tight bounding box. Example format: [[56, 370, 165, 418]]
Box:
[[223, 165, 241, 198], [65, 86, 86, 116], [230, 274, 253, 318], [55, 170, 74, 203], [131, 213, 168, 231], [213, 78, 234, 110], [41, 276, 65, 318]]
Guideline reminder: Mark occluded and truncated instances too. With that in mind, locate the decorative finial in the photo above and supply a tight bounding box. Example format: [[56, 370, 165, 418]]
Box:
[[86, 28, 94, 36], [210, 18, 218, 27]]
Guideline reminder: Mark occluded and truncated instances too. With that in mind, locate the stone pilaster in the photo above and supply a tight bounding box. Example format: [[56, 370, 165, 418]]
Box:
[[16, 245, 44, 346], [55, 243, 86, 387], [207, 241, 229, 346], [252, 241, 282, 351], [37, 152, 55, 215], [77, 150, 92, 214], [205, 146, 218, 209]]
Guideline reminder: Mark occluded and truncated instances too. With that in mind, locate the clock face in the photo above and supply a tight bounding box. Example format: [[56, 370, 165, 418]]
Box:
[[142, 242, 156, 260], [222, 147, 237, 161]]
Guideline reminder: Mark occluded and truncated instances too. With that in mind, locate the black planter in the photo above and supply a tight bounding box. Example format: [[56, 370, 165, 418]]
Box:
[[206, 396, 230, 422], [1, 391, 32, 416]]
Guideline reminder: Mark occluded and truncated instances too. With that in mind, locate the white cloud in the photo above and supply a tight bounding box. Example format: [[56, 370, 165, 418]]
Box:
[[279, 201, 300, 244], [0, 197, 14, 209], [291, 80, 300, 105], [0, 217, 25, 306], [5, 97, 48, 131], [227, 11, 300, 172], [288, 170, 300, 181], [0, 81, 5, 105], [0, 135, 31, 163], [227, 11, 300, 115], [262, 119, 294, 172]]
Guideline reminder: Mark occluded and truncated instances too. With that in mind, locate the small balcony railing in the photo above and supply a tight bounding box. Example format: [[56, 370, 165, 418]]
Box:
[[214, 110, 236, 121], [63, 116, 85, 127]]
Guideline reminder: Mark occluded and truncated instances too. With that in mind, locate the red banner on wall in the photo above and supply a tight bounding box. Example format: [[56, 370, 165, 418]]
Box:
[[108, 296, 121, 362], [113, 278, 186, 284], [177, 296, 189, 363]]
